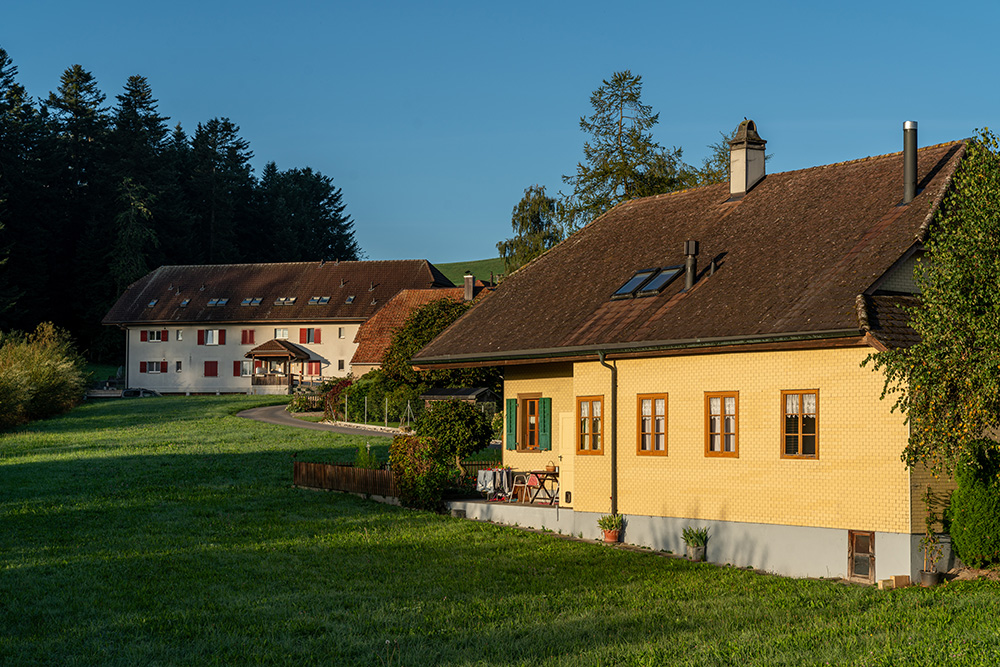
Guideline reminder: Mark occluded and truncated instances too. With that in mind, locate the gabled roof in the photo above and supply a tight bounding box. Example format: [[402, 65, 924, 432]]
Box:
[[415, 141, 966, 365], [244, 339, 310, 359], [350, 287, 469, 366], [103, 260, 454, 326]]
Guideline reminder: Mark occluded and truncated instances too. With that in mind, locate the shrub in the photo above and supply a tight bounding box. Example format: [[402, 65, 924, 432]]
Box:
[[0, 323, 85, 430], [414, 399, 493, 473], [354, 443, 381, 469], [320, 376, 354, 421], [948, 441, 1000, 567], [388, 434, 450, 512]]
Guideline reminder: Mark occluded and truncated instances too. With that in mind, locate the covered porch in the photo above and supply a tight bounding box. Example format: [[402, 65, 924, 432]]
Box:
[[245, 339, 311, 395]]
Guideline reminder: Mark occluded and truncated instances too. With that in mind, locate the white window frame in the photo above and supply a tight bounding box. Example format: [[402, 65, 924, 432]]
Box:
[[274, 328, 289, 340]]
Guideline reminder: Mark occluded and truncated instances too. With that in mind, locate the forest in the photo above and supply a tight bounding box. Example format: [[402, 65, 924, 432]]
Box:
[[0, 48, 360, 362]]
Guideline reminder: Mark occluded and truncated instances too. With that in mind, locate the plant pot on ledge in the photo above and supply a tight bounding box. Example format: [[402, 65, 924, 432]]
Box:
[[920, 570, 942, 587], [603, 529, 620, 543]]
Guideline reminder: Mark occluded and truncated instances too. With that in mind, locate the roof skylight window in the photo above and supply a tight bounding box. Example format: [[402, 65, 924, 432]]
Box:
[[147, 299, 158, 307], [240, 297, 263, 307], [308, 296, 331, 305], [274, 297, 297, 306], [637, 266, 683, 297], [179, 299, 190, 307], [346, 296, 355, 304], [207, 298, 229, 307], [612, 269, 657, 300], [612, 266, 684, 300]]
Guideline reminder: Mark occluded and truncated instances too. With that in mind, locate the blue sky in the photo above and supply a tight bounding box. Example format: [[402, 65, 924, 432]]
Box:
[[4, 1, 997, 265]]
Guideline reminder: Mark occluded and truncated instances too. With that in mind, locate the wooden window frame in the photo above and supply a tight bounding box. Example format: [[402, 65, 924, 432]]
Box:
[[519, 393, 542, 452], [781, 390, 819, 459], [577, 395, 604, 456], [637, 393, 668, 456], [704, 391, 739, 458]]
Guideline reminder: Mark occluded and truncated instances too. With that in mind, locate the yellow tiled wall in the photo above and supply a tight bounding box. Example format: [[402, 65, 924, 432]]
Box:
[[505, 346, 927, 534]]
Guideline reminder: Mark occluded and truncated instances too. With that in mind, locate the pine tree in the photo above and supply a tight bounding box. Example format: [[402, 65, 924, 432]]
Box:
[[561, 71, 693, 230], [189, 117, 254, 263]]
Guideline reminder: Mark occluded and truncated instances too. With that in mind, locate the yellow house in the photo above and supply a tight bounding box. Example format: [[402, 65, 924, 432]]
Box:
[[415, 121, 962, 582]]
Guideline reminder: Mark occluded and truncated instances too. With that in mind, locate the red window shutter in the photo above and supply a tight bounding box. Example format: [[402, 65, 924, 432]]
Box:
[[234, 360, 242, 376], [139, 361, 147, 373], [197, 329, 205, 345], [162, 329, 169, 342], [299, 328, 308, 344], [248, 329, 255, 345], [314, 328, 321, 344], [218, 329, 226, 345], [160, 361, 168, 373], [254, 360, 262, 370], [140, 330, 148, 342], [204, 361, 218, 377], [241, 329, 248, 345]]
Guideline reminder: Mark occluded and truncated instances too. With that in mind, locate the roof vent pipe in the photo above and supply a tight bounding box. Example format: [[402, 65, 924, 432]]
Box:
[[903, 121, 918, 204], [684, 240, 699, 290]]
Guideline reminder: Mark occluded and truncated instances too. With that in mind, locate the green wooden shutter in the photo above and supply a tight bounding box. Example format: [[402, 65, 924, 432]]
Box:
[[505, 398, 518, 450], [539, 397, 552, 451]]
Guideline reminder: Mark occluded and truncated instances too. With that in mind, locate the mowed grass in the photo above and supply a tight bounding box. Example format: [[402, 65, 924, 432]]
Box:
[[2, 398, 1000, 666]]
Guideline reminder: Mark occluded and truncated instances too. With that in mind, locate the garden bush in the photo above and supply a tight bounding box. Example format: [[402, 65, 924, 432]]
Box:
[[388, 434, 450, 511], [948, 440, 1000, 567], [0, 322, 85, 430], [414, 399, 493, 473], [320, 376, 354, 421]]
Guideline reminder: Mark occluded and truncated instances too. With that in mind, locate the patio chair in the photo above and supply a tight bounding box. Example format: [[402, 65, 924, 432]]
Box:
[[509, 473, 528, 503]]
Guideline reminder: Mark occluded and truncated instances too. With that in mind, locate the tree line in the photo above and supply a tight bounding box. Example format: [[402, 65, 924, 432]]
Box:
[[497, 70, 745, 273], [0, 48, 361, 361]]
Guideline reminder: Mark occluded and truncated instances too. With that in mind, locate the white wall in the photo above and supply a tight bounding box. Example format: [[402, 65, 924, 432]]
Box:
[[126, 322, 361, 393]]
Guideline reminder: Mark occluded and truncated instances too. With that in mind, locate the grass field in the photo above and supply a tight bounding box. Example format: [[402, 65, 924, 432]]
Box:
[[433, 257, 506, 286], [3, 396, 1000, 665]]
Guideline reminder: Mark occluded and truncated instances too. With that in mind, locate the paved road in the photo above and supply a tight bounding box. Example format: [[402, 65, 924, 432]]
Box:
[[237, 404, 396, 438]]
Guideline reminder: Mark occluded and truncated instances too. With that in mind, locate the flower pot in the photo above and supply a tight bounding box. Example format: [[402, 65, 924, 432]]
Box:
[[603, 529, 620, 543], [920, 570, 942, 587], [686, 545, 705, 562]]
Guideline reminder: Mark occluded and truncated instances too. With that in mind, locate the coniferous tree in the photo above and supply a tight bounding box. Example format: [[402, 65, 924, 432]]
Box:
[[560, 71, 693, 231], [189, 117, 254, 263]]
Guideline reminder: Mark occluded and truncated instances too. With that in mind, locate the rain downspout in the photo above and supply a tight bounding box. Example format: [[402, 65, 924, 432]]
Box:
[[598, 350, 618, 515]]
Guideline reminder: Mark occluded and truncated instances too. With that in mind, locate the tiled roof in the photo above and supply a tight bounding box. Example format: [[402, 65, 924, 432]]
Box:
[[103, 260, 453, 326], [415, 141, 966, 364], [350, 287, 469, 365], [860, 294, 921, 349]]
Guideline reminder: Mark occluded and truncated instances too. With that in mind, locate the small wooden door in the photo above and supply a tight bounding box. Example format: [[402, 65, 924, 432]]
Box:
[[849, 530, 875, 583]]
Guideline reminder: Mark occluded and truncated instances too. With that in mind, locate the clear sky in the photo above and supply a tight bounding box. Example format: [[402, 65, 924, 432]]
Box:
[[4, 1, 998, 264]]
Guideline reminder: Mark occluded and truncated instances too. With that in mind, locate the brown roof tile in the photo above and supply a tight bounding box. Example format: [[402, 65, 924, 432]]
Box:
[[415, 141, 966, 364], [103, 260, 453, 326], [351, 287, 474, 365]]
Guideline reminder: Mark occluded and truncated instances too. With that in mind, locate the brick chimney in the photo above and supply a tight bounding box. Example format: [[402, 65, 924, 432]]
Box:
[[463, 272, 475, 302], [729, 119, 767, 197]]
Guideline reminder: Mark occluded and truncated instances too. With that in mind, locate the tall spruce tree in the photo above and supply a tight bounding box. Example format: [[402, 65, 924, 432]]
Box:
[[189, 117, 254, 263], [560, 71, 693, 230]]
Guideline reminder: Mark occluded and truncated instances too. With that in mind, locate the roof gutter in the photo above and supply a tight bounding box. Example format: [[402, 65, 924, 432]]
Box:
[[414, 327, 863, 367]]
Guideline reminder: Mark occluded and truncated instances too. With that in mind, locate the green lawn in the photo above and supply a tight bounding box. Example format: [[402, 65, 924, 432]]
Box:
[[434, 257, 506, 286], [3, 397, 1000, 665]]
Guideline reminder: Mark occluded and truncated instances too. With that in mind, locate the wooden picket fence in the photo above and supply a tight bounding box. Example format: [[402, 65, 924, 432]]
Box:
[[293, 459, 501, 497]]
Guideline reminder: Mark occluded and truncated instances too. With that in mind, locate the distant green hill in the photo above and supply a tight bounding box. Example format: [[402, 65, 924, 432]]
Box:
[[433, 258, 506, 286]]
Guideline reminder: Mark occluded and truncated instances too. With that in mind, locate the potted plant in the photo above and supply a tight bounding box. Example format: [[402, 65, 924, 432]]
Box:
[[919, 486, 944, 587], [597, 513, 624, 543], [682, 526, 709, 561]]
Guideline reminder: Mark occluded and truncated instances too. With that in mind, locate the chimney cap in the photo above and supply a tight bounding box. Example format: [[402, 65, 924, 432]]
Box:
[[730, 119, 766, 148], [904, 120, 918, 130]]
